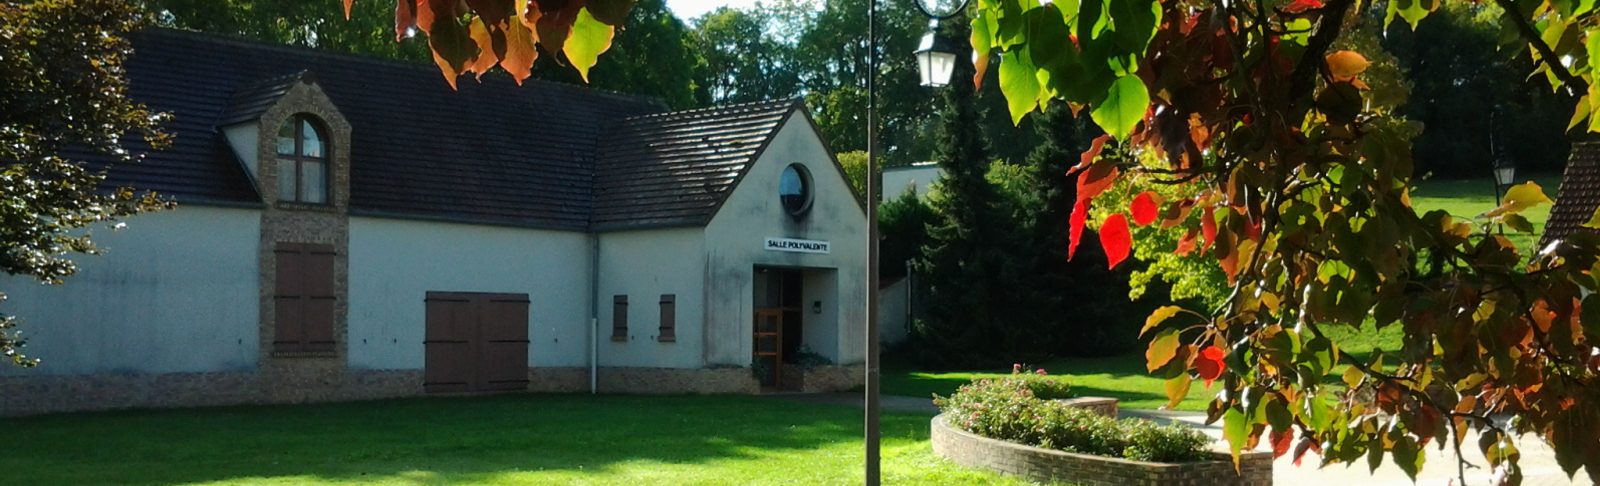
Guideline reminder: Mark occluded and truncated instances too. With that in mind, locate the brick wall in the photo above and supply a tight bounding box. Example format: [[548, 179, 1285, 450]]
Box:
[[931, 414, 1273, 486]]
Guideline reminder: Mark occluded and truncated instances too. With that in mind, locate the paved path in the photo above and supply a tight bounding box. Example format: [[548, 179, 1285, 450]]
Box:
[[1122, 409, 1589, 486], [770, 393, 1591, 485]]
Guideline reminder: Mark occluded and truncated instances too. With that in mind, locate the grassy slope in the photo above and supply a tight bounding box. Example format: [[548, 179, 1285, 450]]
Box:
[[883, 176, 1559, 412], [5, 394, 1035, 485]]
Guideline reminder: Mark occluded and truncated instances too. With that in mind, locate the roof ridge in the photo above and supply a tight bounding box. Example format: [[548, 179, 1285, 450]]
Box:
[[138, 28, 667, 108], [621, 97, 800, 123]]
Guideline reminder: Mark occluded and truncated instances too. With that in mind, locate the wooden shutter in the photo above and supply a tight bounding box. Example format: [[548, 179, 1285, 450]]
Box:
[[478, 294, 531, 391], [273, 243, 336, 354], [612, 295, 628, 341], [424, 293, 474, 393], [658, 294, 676, 342]]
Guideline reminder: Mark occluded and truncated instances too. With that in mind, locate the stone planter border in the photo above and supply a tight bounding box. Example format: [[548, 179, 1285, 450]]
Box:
[[931, 413, 1273, 486]]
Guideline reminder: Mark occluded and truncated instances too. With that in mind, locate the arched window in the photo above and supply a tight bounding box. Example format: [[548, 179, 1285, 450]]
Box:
[[275, 115, 329, 204]]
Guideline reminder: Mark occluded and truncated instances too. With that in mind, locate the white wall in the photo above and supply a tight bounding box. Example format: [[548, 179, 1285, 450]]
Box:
[[346, 217, 593, 369], [881, 163, 941, 199], [703, 111, 869, 366], [0, 206, 261, 376], [595, 227, 706, 368]]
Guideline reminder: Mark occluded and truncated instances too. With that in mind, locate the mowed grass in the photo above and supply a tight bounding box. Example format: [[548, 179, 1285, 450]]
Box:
[[883, 353, 1217, 412], [882, 176, 1559, 412], [1408, 175, 1561, 254], [3, 394, 1038, 485]]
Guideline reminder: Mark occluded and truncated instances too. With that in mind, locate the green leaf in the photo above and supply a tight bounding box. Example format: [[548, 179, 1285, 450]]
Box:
[[999, 50, 1042, 125], [1583, 206, 1600, 229], [1164, 374, 1192, 410], [1503, 213, 1535, 233], [1224, 406, 1248, 467], [1394, 437, 1424, 480], [1145, 328, 1181, 372], [1106, 0, 1160, 56], [971, 12, 994, 89], [563, 8, 616, 83], [1090, 74, 1148, 140], [1142, 305, 1183, 337], [584, 0, 637, 25]]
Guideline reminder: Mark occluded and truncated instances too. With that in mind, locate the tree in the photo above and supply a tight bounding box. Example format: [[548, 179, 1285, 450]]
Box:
[[145, 0, 432, 60], [1018, 103, 1140, 356], [1, 0, 173, 366], [152, 0, 704, 108], [690, 6, 800, 104], [911, 18, 1048, 368], [1382, 1, 1576, 177], [972, 0, 1600, 480], [792, 0, 932, 165]]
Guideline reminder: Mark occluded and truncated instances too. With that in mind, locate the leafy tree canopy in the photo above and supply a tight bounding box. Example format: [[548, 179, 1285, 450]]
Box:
[[967, 0, 1600, 481], [1, 0, 173, 366]]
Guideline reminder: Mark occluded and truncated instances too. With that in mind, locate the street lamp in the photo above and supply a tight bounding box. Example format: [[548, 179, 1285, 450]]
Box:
[[914, 20, 959, 88], [1494, 159, 1517, 195], [865, 1, 969, 485]]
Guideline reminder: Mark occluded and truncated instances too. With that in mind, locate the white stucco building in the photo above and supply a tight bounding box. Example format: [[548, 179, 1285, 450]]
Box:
[[0, 30, 867, 415]]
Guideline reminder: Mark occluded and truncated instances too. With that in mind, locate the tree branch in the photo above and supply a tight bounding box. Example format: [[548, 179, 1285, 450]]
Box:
[[1288, 0, 1356, 99], [1491, 0, 1590, 95]]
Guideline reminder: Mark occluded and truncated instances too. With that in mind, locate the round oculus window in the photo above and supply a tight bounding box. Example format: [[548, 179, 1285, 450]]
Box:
[[779, 164, 813, 217]]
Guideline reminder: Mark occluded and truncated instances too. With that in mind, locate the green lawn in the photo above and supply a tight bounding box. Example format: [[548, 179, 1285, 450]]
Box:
[[881, 176, 1559, 412], [883, 353, 1217, 411], [1408, 175, 1561, 253], [4, 394, 1036, 485]]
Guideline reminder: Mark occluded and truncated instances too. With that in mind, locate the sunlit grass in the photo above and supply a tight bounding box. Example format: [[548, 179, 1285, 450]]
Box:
[[5, 394, 1040, 485]]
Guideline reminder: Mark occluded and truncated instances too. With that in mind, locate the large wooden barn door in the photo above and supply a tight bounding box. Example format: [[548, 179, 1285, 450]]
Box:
[[424, 292, 530, 393]]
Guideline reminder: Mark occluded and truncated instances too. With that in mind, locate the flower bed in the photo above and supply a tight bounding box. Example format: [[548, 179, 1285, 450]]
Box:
[[931, 413, 1273, 486], [931, 372, 1272, 485]]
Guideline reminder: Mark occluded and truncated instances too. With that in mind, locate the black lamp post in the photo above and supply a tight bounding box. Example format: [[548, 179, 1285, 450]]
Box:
[[865, 1, 967, 484], [1493, 158, 1518, 206]]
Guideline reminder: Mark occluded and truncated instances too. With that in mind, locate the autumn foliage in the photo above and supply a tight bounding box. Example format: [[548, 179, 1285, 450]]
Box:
[[966, 0, 1600, 482], [353, 0, 637, 87]]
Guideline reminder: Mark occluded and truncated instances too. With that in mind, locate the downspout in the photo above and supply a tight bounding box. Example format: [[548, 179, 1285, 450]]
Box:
[[589, 233, 600, 394]]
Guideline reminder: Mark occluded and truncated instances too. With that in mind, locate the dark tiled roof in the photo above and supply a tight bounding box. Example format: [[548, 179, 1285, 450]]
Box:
[[217, 70, 308, 127], [591, 99, 799, 230], [1542, 142, 1600, 247], [117, 29, 666, 228]]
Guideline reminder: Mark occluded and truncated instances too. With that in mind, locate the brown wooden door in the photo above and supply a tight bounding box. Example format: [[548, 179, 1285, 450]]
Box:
[[425, 292, 530, 393], [754, 309, 783, 387]]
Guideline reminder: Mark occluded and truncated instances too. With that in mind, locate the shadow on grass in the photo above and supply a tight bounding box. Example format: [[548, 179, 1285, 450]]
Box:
[[4, 393, 935, 485]]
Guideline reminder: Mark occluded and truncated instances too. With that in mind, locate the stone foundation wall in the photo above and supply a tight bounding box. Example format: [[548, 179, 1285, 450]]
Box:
[[596, 367, 759, 394], [0, 369, 423, 417], [0, 366, 770, 416], [932, 414, 1272, 486], [776, 364, 863, 392]]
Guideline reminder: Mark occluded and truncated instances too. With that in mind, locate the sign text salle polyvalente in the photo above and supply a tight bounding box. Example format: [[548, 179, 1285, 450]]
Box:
[[764, 237, 831, 254]]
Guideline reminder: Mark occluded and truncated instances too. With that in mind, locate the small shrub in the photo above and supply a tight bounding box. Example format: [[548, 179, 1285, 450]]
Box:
[[1120, 418, 1212, 462], [934, 374, 1211, 463]]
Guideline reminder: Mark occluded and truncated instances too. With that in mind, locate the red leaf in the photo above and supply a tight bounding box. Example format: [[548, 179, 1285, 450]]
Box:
[[1068, 199, 1089, 260], [1292, 436, 1321, 466], [1284, 0, 1323, 13], [1130, 191, 1160, 226], [344, 0, 354, 19], [1070, 134, 1113, 174], [1100, 214, 1132, 269], [1175, 229, 1198, 255], [1200, 208, 1218, 249], [395, 0, 417, 42], [1076, 161, 1119, 203], [1195, 345, 1225, 387], [1271, 428, 1295, 457]]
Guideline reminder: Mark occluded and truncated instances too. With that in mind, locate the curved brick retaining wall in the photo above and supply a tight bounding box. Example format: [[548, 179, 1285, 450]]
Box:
[[931, 414, 1273, 485]]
